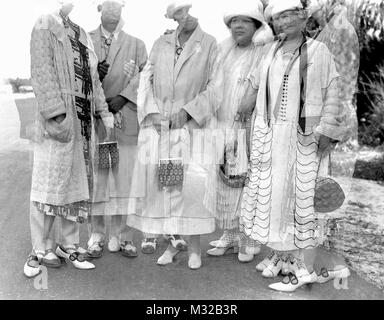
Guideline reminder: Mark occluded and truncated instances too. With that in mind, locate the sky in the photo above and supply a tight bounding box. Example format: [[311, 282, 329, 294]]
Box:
[[0, 0, 244, 80]]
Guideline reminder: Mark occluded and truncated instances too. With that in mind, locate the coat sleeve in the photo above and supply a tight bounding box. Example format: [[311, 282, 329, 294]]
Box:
[[182, 40, 224, 127], [87, 32, 114, 129], [315, 46, 344, 141], [137, 40, 161, 126], [93, 74, 114, 128], [30, 27, 66, 121], [119, 39, 149, 110]]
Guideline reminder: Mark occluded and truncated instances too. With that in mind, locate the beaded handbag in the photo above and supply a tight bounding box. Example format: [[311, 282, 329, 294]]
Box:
[[98, 141, 119, 169], [158, 158, 184, 189]]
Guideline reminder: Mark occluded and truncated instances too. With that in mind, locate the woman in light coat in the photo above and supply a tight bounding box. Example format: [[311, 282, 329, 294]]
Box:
[[127, 1, 222, 270], [204, 2, 274, 263], [25, 1, 113, 277]]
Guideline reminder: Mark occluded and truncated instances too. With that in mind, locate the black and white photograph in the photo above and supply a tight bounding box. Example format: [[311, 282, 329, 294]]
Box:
[[0, 0, 384, 305]]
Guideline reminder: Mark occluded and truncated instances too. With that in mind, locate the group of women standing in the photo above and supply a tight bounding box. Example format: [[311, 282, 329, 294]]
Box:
[[24, 0, 359, 293]]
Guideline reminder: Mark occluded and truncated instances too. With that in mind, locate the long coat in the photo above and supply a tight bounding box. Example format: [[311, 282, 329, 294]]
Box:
[[30, 12, 112, 206], [89, 26, 148, 203], [127, 25, 223, 235]]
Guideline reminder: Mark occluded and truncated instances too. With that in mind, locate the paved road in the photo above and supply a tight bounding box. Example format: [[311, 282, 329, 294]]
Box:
[[0, 151, 383, 300], [0, 94, 383, 300]]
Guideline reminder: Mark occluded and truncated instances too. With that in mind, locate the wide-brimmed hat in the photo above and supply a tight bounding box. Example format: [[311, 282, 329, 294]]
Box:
[[223, 1, 265, 27], [165, 1, 192, 19], [264, 0, 304, 22]]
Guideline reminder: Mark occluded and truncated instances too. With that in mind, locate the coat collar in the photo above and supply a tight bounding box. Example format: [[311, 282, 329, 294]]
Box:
[[47, 11, 89, 49], [90, 24, 125, 66], [172, 25, 205, 80]]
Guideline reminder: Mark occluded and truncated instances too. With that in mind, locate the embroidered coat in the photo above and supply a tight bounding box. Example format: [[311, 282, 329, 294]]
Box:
[[30, 12, 113, 206]]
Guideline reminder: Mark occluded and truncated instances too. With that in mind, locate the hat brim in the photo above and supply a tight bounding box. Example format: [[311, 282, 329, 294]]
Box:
[[165, 4, 192, 19], [224, 13, 264, 27]]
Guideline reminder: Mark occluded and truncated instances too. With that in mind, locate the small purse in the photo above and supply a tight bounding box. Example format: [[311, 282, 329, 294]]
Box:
[[314, 153, 345, 213], [98, 141, 119, 169], [314, 177, 345, 213], [158, 158, 184, 189]]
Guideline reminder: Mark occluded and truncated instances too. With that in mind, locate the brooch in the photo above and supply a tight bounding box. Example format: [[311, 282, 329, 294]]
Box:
[[105, 38, 112, 46]]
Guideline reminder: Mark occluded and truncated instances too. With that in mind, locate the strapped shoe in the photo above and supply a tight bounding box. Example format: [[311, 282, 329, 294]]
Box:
[[23, 255, 41, 278], [56, 246, 95, 270], [316, 267, 351, 284], [141, 238, 158, 254], [167, 235, 188, 251], [120, 241, 138, 258], [87, 241, 104, 259], [41, 249, 62, 269], [280, 255, 291, 276], [262, 255, 283, 278], [256, 251, 278, 272], [289, 256, 312, 283], [269, 272, 318, 292]]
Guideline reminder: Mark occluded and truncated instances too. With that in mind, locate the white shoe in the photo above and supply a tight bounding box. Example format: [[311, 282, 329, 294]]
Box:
[[289, 257, 312, 283], [262, 255, 283, 278], [238, 245, 260, 263], [157, 248, 180, 266], [23, 255, 41, 278], [207, 245, 238, 256], [56, 246, 95, 270], [209, 239, 220, 247], [76, 246, 88, 255], [256, 251, 278, 272], [209, 230, 239, 248], [188, 252, 202, 270], [108, 236, 120, 253], [317, 267, 351, 284], [269, 272, 318, 292]]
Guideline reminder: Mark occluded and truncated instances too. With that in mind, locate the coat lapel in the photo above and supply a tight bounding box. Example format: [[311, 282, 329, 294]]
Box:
[[174, 25, 204, 81], [162, 33, 176, 80], [89, 27, 103, 61], [107, 32, 124, 67]]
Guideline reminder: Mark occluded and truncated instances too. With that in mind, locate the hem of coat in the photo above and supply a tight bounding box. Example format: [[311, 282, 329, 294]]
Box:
[[127, 214, 215, 235], [30, 193, 89, 207]]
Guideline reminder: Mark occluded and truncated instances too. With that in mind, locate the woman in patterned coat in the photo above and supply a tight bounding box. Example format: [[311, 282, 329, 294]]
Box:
[[24, 1, 114, 278]]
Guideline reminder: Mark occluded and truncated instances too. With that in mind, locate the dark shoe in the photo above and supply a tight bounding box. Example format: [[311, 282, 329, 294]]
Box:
[[41, 249, 62, 268], [168, 235, 188, 251], [141, 238, 157, 254], [121, 241, 138, 258]]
